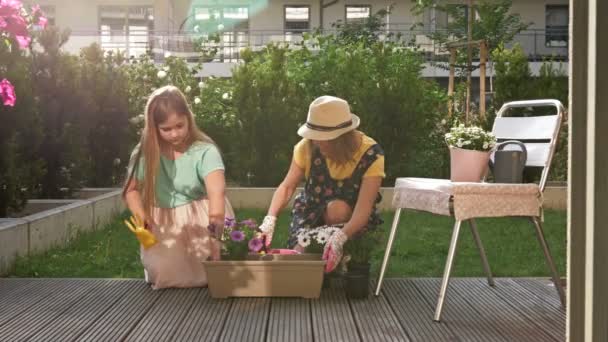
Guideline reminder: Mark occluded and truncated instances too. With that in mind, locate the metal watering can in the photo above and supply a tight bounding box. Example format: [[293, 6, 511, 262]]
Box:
[[489, 140, 527, 183]]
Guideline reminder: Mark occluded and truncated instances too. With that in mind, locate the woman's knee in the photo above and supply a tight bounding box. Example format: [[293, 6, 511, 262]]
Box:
[[323, 200, 352, 225]]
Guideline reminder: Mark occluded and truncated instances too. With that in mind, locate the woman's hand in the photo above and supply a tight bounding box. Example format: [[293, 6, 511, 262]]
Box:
[[322, 229, 348, 273], [258, 215, 277, 247]]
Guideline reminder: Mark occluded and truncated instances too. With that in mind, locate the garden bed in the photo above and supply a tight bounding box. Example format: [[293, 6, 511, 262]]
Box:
[[0, 188, 124, 275]]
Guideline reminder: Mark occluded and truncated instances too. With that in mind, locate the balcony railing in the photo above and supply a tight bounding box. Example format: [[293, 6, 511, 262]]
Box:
[[66, 27, 568, 64]]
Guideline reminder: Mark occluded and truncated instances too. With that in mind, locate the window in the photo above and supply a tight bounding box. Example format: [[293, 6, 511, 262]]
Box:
[[345, 5, 371, 23], [193, 6, 249, 31], [546, 5, 568, 47], [193, 6, 249, 62], [285, 6, 310, 32], [422, 5, 469, 33], [99, 6, 154, 58]]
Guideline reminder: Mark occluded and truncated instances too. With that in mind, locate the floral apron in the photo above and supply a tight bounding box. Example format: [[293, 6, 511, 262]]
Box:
[[287, 144, 384, 248]]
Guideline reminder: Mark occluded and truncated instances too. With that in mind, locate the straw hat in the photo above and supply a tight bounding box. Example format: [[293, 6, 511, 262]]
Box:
[[297, 96, 360, 141]]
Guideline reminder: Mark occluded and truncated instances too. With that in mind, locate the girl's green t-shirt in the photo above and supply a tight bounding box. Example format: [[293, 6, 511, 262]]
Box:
[[130, 142, 224, 208]]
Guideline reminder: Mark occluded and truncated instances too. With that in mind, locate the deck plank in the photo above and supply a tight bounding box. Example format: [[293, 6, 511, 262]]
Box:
[[0, 279, 71, 327], [125, 287, 202, 341], [267, 298, 313, 342], [0, 279, 104, 342], [349, 282, 410, 342], [492, 278, 565, 341], [311, 285, 361, 342], [449, 278, 557, 342], [27, 279, 135, 342], [382, 279, 458, 342], [75, 281, 164, 342], [0, 278, 566, 342], [219, 297, 270, 342], [171, 290, 233, 341], [414, 278, 510, 342], [0, 278, 34, 300], [512, 278, 563, 307]]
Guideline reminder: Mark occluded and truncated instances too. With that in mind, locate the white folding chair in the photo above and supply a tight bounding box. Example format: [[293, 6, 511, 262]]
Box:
[[374, 99, 566, 321]]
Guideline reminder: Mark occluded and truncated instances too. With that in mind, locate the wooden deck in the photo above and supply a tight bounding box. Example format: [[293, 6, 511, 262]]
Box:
[[0, 278, 565, 341]]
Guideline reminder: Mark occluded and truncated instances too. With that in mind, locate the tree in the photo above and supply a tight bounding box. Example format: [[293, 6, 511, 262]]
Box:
[[412, 0, 531, 71]]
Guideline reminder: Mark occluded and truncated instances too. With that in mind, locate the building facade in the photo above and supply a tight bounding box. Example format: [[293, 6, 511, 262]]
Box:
[[30, 0, 569, 77]]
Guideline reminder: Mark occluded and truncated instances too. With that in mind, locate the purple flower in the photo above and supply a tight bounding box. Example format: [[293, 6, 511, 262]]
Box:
[[240, 219, 257, 230], [248, 238, 263, 252], [225, 217, 236, 228], [230, 230, 245, 242]]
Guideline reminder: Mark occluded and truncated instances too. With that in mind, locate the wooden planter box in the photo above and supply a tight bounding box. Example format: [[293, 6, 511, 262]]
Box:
[[203, 254, 325, 299]]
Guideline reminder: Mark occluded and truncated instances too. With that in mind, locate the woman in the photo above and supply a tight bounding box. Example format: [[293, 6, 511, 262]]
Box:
[[258, 95, 385, 272], [123, 85, 234, 289]]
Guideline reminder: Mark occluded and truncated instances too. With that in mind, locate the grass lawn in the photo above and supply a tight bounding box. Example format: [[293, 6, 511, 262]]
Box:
[[7, 209, 566, 278]]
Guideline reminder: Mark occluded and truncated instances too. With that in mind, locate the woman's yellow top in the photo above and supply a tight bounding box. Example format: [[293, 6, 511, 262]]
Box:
[[293, 134, 385, 180]]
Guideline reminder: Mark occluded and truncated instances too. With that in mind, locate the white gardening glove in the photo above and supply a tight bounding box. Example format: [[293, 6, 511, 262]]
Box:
[[322, 229, 348, 273], [258, 215, 277, 247]]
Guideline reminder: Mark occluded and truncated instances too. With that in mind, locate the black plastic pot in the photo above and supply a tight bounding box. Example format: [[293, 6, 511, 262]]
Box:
[[344, 262, 370, 299]]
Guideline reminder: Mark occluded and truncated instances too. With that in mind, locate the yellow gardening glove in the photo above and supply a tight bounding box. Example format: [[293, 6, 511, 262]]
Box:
[[124, 215, 157, 249]]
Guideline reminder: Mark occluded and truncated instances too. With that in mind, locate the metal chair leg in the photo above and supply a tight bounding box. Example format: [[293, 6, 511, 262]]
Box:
[[530, 217, 566, 307], [434, 220, 463, 322], [374, 208, 402, 296], [468, 219, 495, 287]]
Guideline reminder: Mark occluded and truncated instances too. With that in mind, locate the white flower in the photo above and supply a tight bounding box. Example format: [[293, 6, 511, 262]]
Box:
[[194, 97, 201, 105], [222, 92, 230, 100], [316, 231, 330, 245], [323, 81, 329, 87], [185, 86, 192, 93], [297, 235, 311, 248], [163, 66, 170, 72], [142, 75, 148, 81], [217, 24, 224, 31], [129, 114, 145, 125], [483, 142, 489, 149], [464, 140, 471, 145], [441, 119, 447, 125], [157, 70, 167, 79], [376, 82, 380, 88], [299, 82, 305, 88], [198, 81, 205, 89], [164, 51, 171, 58]]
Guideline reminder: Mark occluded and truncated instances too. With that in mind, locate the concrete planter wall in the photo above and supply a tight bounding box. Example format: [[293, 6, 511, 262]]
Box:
[[0, 186, 566, 276], [0, 189, 124, 275]]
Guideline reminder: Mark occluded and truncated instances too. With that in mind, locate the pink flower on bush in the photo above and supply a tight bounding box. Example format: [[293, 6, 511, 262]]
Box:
[[0, 79, 16, 106]]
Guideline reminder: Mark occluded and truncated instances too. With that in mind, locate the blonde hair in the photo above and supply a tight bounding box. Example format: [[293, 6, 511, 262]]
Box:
[[313, 130, 362, 165], [123, 85, 215, 220]]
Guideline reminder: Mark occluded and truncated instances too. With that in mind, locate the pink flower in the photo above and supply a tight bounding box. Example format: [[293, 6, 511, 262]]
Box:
[[15, 34, 30, 48], [0, 16, 7, 29], [37, 15, 47, 28], [0, 79, 16, 106]]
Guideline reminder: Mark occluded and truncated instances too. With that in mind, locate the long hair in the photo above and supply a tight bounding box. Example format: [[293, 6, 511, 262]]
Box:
[[312, 130, 362, 165], [123, 85, 215, 220]]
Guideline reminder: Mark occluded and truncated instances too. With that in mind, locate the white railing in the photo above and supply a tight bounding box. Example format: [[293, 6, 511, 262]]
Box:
[[64, 28, 569, 63]]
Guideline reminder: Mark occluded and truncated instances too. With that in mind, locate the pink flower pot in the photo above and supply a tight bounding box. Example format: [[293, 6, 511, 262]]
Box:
[[449, 147, 491, 182]]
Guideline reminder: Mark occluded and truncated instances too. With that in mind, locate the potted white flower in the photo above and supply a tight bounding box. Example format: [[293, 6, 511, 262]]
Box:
[[445, 124, 497, 182]]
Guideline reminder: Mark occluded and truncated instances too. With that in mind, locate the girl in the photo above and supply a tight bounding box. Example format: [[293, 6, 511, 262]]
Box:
[[123, 85, 234, 289], [258, 95, 385, 272]]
